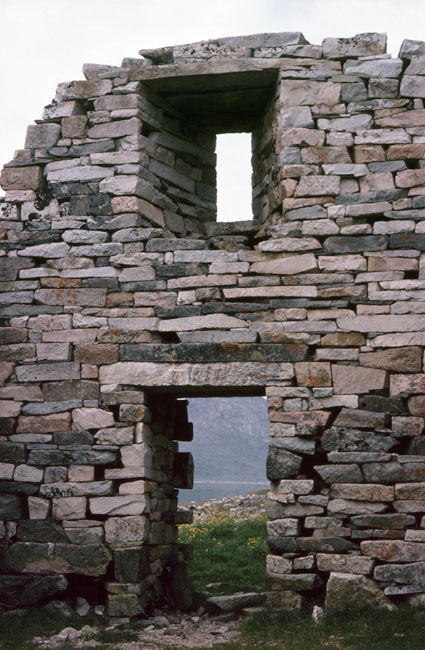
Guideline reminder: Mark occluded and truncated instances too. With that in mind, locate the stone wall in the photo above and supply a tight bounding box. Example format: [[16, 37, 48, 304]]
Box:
[[2, 31, 425, 613]]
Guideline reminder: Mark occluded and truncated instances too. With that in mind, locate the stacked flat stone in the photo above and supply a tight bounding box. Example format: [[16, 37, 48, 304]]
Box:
[[1, 31, 425, 614]]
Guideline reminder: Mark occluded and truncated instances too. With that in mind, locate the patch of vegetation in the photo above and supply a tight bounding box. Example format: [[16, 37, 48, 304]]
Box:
[[230, 607, 425, 650], [162, 607, 425, 650], [94, 625, 138, 644], [0, 607, 99, 650], [0, 608, 143, 650], [178, 512, 268, 594]]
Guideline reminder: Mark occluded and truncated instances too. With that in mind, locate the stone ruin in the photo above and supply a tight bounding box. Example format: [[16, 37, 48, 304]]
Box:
[[2, 30, 425, 615]]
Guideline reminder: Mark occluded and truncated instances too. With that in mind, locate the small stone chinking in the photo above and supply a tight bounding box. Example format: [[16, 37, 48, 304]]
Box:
[[1, 30, 425, 616]]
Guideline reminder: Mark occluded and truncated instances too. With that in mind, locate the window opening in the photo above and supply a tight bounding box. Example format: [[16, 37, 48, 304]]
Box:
[[216, 133, 253, 223]]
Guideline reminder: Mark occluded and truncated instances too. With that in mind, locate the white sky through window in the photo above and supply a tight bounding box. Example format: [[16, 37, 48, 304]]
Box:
[[216, 133, 253, 222]]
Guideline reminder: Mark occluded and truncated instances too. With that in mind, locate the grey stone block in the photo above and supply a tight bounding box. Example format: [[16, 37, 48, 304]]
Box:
[[114, 547, 149, 582], [267, 447, 302, 480], [314, 464, 363, 484], [323, 235, 387, 253], [0, 494, 24, 519], [325, 573, 394, 611], [323, 33, 387, 58]]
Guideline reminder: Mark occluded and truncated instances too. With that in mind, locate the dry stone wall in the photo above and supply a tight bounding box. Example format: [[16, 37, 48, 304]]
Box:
[[2, 31, 425, 613]]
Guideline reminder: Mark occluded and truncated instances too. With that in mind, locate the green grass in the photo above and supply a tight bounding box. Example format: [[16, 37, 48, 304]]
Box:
[[178, 512, 268, 594], [161, 608, 425, 650], [0, 609, 140, 650], [0, 608, 100, 650], [232, 607, 425, 650], [94, 625, 138, 644]]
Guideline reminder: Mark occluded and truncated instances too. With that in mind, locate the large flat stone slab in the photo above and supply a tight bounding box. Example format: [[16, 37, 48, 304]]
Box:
[[330, 484, 394, 501], [328, 499, 388, 515], [351, 514, 415, 529], [361, 541, 425, 562], [5, 542, 111, 576], [317, 554, 374, 575], [100, 362, 294, 387], [119, 343, 307, 363], [158, 314, 245, 332], [89, 496, 149, 516], [375, 560, 425, 586], [338, 314, 425, 332], [206, 592, 266, 614]]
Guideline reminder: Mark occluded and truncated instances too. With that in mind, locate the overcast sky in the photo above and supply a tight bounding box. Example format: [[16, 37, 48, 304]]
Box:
[[2, 0, 425, 219]]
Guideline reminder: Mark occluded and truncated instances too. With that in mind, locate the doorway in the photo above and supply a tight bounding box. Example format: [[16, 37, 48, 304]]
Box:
[[174, 395, 269, 602]]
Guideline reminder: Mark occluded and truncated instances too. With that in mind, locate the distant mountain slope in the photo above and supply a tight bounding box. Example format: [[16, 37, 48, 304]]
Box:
[[180, 397, 269, 483]]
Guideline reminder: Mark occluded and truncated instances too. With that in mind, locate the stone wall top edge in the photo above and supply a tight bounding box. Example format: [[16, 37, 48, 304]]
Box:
[[77, 32, 425, 85], [137, 31, 394, 66]]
